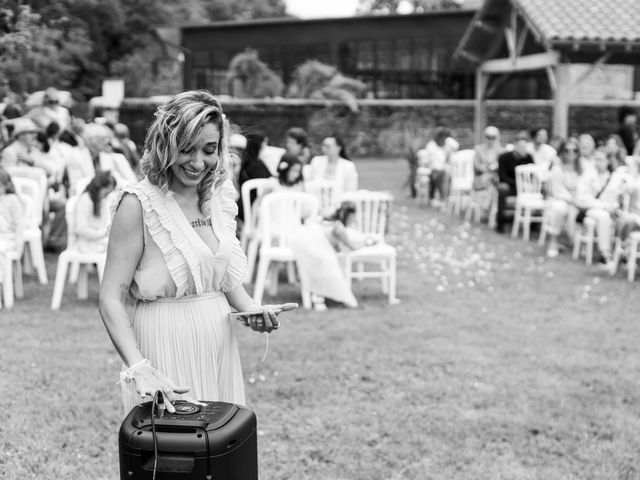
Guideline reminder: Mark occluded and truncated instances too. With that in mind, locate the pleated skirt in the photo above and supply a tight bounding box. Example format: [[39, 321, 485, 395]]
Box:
[[121, 292, 246, 415]]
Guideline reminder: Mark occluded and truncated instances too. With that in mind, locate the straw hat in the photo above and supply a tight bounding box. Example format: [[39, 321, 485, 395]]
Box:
[[10, 117, 40, 139]]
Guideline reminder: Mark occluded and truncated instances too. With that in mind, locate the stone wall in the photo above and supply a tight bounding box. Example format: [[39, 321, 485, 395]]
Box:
[[116, 98, 640, 158]]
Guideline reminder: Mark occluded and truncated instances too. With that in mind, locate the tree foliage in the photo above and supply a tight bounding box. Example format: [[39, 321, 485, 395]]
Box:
[[0, 0, 287, 101], [357, 0, 465, 14], [227, 49, 284, 98], [286, 60, 368, 112]]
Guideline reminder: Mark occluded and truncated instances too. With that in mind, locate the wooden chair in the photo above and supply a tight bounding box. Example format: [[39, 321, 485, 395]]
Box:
[[338, 190, 398, 305]]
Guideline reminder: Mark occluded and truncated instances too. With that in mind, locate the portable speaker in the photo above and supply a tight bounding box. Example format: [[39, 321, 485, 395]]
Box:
[[119, 400, 257, 480]]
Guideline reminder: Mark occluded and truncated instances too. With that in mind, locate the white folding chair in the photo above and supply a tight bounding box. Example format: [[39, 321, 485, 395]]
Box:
[[12, 177, 48, 284], [241, 178, 273, 282], [511, 164, 545, 241], [6, 166, 48, 223], [305, 179, 338, 217], [337, 190, 398, 304], [447, 149, 475, 217], [0, 196, 29, 309], [572, 217, 599, 265], [50, 195, 106, 310], [252, 191, 318, 309]]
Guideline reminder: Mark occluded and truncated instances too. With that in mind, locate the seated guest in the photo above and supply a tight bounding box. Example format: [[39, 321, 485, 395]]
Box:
[[27, 87, 72, 132], [284, 127, 311, 166], [616, 106, 638, 156], [575, 149, 628, 267], [308, 135, 358, 197], [74, 171, 117, 254], [228, 132, 247, 196], [472, 126, 502, 220], [82, 123, 137, 188], [604, 134, 627, 171], [544, 138, 586, 257], [421, 126, 458, 205], [113, 123, 140, 173], [275, 153, 305, 191], [496, 131, 534, 233], [528, 127, 556, 181], [0, 167, 25, 255], [1, 117, 53, 176], [578, 133, 597, 166], [614, 155, 640, 247], [237, 131, 272, 222]]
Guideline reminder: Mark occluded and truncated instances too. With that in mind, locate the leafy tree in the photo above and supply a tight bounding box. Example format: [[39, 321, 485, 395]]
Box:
[[227, 49, 284, 98], [286, 60, 368, 112], [201, 0, 287, 21], [0, 5, 92, 95], [357, 0, 465, 14]]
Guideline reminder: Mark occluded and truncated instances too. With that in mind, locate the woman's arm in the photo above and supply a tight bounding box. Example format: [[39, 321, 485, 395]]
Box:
[[98, 193, 145, 367], [225, 285, 286, 333]]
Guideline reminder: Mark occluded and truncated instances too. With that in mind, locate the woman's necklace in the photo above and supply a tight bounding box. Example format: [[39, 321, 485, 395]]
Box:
[[190, 217, 212, 228]]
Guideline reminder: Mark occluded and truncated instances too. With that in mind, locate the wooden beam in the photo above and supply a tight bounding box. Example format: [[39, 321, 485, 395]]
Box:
[[480, 51, 561, 74], [516, 23, 528, 55], [552, 64, 571, 139], [505, 27, 516, 62], [474, 68, 488, 144], [569, 52, 611, 89]]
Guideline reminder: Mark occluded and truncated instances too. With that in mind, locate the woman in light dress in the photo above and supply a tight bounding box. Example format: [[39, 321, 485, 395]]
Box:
[[99, 91, 292, 414], [308, 135, 358, 196], [0, 168, 25, 279]]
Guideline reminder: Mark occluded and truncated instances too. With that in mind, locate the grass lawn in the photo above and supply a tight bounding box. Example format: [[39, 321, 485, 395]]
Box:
[[2, 158, 639, 480]]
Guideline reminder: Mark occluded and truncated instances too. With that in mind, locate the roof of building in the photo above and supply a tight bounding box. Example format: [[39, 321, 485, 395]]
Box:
[[515, 0, 640, 47], [455, 0, 640, 66]]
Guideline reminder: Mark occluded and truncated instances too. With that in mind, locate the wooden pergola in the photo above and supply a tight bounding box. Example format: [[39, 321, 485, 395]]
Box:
[[454, 0, 640, 142]]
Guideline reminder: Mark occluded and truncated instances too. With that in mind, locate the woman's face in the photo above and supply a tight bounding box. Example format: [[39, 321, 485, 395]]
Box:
[[561, 143, 580, 166], [534, 129, 548, 145], [285, 137, 302, 156], [594, 153, 610, 173], [170, 122, 220, 190], [287, 163, 302, 184], [321, 137, 340, 158], [579, 136, 595, 156], [605, 137, 621, 154]]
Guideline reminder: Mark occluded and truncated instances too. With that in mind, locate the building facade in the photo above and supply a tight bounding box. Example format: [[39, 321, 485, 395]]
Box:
[[160, 11, 477, 99]]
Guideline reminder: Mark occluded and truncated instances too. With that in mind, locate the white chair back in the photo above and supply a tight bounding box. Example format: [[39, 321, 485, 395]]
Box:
[[305, 179, 338, 217], [64, 195, 81, 250], [9, 169, 46, 225], [241, 178, 272, 232], [259, 191, 318, 249], [449, 149, 475, 191], [12, 177, 41, 227], [339, 190, 393, 238], [515, 164, 543, 198]]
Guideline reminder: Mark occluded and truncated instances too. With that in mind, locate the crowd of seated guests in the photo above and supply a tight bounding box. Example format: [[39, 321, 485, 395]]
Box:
[[411, 106, 640, 277], [0, 86, 140, 259]]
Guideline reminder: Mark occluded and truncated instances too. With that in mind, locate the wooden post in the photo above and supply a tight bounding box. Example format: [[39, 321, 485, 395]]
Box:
[[552, 64, 571, 139], [475, 68, 488, 144]]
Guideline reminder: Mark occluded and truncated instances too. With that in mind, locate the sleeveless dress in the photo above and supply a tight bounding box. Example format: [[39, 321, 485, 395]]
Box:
[[117, 178, 248, 413]]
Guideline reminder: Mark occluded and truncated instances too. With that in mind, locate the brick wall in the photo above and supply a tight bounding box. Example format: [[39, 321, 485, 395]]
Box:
[[116, 98, 640, 158]]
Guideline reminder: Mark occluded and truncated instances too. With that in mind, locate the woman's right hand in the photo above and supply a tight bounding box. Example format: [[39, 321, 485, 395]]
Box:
[[129, 363, 194, 413]]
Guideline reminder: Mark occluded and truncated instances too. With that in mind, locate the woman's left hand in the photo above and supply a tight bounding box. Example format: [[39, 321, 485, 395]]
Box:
[[239, 303, 297, 333]]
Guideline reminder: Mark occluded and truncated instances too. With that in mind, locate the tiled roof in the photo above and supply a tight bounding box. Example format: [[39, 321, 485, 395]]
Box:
[[514, 0, 640, 46]]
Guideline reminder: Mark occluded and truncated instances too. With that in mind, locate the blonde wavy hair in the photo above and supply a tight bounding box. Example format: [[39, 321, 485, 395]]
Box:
[[141, 90, 230, 214]]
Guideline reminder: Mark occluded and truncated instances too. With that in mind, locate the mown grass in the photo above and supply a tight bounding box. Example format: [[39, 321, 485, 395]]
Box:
[[1, 159, 639, 480]]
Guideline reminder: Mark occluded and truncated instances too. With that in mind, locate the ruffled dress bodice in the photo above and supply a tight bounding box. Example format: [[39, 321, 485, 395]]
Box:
[[115, 178, 247, 301]]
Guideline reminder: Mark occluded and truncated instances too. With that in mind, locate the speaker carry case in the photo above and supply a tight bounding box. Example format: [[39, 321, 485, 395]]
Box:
[[119, 400, 257, 480]]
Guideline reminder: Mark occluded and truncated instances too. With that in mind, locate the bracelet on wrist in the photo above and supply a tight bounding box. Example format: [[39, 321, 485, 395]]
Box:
[[119, 359, 150, 384]]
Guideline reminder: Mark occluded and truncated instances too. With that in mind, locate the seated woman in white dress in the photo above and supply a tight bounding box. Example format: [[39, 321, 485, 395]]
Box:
[[0, 168, 25, 252], [308, 135, 358, 196], [74, 171, 117, 254]]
